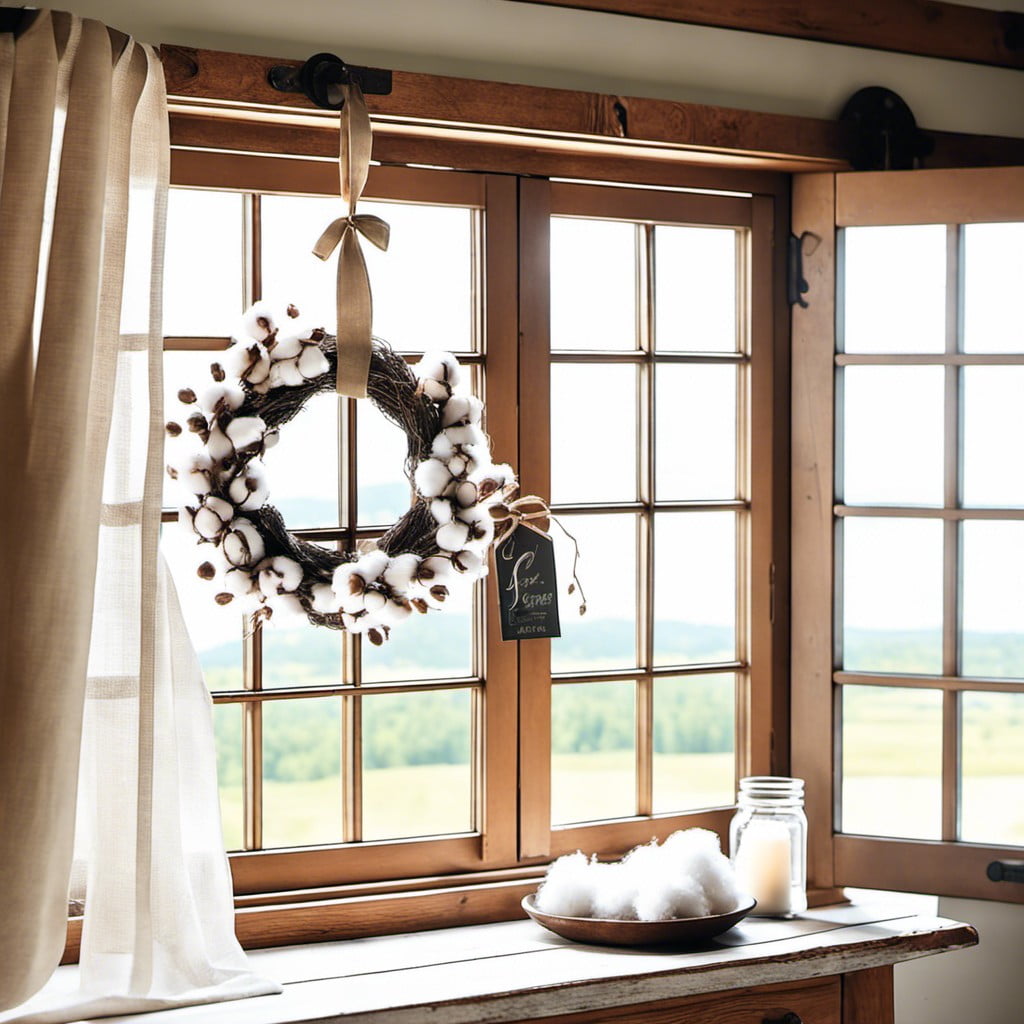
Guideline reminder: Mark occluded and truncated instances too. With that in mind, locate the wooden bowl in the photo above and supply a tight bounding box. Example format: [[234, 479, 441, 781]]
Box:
[[521, 893, 757, 948]]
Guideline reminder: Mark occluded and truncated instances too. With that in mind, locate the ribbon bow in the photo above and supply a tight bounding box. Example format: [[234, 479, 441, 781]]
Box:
[[312, 80, 389, 398], [489, 494, 551, 548]]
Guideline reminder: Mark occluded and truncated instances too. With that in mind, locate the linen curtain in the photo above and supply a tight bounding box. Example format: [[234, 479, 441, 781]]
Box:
[[0, 10, 277, 1018]]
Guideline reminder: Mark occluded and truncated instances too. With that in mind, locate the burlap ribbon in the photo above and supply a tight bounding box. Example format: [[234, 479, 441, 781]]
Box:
[[490, 494, 551, 548], [312, 80, 389, 398]]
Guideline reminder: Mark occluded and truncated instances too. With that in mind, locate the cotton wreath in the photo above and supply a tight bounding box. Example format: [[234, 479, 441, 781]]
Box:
[[166, 301, 517, 645]]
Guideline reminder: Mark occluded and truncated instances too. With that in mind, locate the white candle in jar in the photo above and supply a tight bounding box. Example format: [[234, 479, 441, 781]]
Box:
[[733, 819, 793, 915]]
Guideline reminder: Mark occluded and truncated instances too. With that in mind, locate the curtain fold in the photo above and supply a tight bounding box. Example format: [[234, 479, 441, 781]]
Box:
[[0, 10, 278, 1018]]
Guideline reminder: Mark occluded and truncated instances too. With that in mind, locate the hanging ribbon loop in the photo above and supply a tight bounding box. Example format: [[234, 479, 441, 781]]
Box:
[[489, 494, 551, 548], [312, 80, 388, 399]]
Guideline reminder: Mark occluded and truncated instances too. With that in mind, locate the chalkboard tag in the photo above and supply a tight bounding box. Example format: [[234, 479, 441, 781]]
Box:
[[494, 525, 561, 641]]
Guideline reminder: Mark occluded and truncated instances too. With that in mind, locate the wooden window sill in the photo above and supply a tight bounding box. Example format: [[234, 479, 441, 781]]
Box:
[[47, 895, 975, 1022]]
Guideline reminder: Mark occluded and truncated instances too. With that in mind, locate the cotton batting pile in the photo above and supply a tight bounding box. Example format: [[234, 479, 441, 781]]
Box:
[[534, 829, 740, 921]]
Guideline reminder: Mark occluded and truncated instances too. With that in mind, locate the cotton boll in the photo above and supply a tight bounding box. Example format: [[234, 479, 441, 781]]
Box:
[[430, 433, 456, 460], [205, 426, 234, 463], [311, 582, 342, 614], [342, 611, 368, 634], [204, 495, 234, 524], [269, 331, 304, 361], [332, 562, 362, 597], [265, 591, 305, 620], [440, 396, 470, 427], [415, 555, 454, 586], [193, 506, 226, 541], [222, 518, 265, 567], [444, 424, 485, 448], [418, 377, 450, 402], [589, 862, 638, 921], [429, 498, 454, 525], [199, 383, 245, 416], [268, 359, 306, 389], [447, 454, 468, 477], [225, 416, 266, 451], [239, 301, 278, 341], [535, 852, 594, 918], [362, 589, 387, 615], [223, 567, 260, 599], [414, 458, 453, 498], [259, 555, 303, 596], [451, 549, 485, 577], [383, 553, 420, 593], [462, 516, 495, 553], [340, 588, 367, 616], [179, 452, 214, 495], [297, 345, 329, 379], [415, 351, 461, 390], [228, 461, 269, 511], [177, 506, 197, 538], [453, 481, 478, 508], [436, 520, 470, 552], [355, 549, 389, 584], [377, 597, 413, 625]]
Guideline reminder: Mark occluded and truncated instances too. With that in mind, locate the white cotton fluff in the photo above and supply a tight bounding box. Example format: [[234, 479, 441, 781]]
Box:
[[225, 416, 266, 451], [383, 553, 420, 593], [221, 340, 264, 383], [662, 829, 739, 915], [297, 345, 329, 380], [447, 454, 469, 477], [419, 377, 450, 402], [429, 498, 454, 525], [222, 518, 265, 567], [362, 590, 387, 615], [462, 516, 495, 554], [239, 301, 278, 341], [332, 562, 361, 597], [470, 461, 516, 494], [414, 458, 453, 499], [441, 395, 482, 428], [453, 481, 479, 508], [533, 829, 740, 925], [444, 424, 485, 449], [264, 429, 280, 449], [416, 352, 461, 390], [223, 567, 260, 600], [342, 611, 369, 634], [228, 462, 269, 511], [436, 520, 470, 553], [378, 597, 413, 625], [205, 426, 234, 463], [180, 452, 214, 496], [534, 852, 594, 918], [416, 555, 454, 586], [259, 556, 303, 596], [193, 506, 225, 542], [355, 549, 390, 584], [265, 591, 305, 620], [430, 432, 456, 461], [267, 359, 306, 389], [589, 862, 638, 921], [311, 582, 342, 614], [451, 549, 486, 577], [269, 331, 304, 361], [199, 383, 245, 416]]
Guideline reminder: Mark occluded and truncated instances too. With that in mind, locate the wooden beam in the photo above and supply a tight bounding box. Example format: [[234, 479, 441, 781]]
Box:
[[162, 46, 1024, 175], [504, 0, 1024, 70]]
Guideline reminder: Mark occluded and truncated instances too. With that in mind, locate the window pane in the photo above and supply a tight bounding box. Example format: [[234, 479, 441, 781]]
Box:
[[963, 223, 1024, 353], [841, 366, 944, 506], [841, 685, 942, 840], [262, 197, 475, 352], [213, 703, 243, 851], [551, 363, 638, 504], [962, 521, 1024, 678], [842, 517, 943, 675], [164, 189, 244, 336], [361, 689, 473, 841], [653, 512, 736, 667], [362, 593, 475, 683], [842, 225, 946, 353], [552, 514, 638, 673], [963, 367, 1024, 508], [361, 200, 475, 353], [262, 615, 343, 690], [652, 674, 735, 814], [655, 364, 736, 501], [961, 691, 1024, 845], [358, 399, 413, 527], [551, 218, 636, 350], [654, 225, 737, 352], [263, 697, 342, 848], [552, 681, 635, 824], [160, 526, 244, 692], [261, 390, 340, 529]]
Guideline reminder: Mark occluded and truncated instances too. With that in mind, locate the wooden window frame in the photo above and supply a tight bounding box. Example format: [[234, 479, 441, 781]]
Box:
[[791, 166, 1024, 906]]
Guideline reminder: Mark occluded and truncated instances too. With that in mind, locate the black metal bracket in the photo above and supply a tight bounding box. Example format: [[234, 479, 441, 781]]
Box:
[[268, 52, 392, 111], [987, 859, 1024, 884], [788, 231, 813, 308], [838, 86, 933, 172]]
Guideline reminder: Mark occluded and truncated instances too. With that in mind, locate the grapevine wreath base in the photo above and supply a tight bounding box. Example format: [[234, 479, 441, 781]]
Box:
[[166, 301, 518, 645]]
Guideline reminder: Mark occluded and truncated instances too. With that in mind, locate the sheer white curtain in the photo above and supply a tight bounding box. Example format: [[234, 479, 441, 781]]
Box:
[[0, 11, 278, 1019]]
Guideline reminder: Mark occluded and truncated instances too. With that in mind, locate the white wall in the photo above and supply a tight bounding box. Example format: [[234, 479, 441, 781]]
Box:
[[46, 2, 1024, 1020]]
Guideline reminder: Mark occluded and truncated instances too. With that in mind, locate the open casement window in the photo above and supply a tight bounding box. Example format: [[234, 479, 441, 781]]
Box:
[[155, 141, 788, 941], [792, 166, 1024, 905]]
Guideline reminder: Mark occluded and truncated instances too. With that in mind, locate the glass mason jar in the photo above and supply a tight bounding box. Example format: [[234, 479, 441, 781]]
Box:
[[729, 776, 807, 918]]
